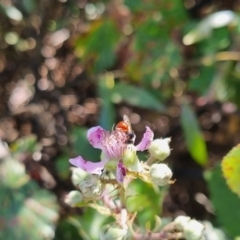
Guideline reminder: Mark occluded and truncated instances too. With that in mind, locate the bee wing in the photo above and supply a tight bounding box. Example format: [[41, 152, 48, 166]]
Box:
[[123, 115, 132, 129]]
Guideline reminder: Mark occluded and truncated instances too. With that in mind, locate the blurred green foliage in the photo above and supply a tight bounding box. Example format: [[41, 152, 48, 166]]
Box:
[[206, 165, 240, 238], [1, 0, 240, 239], [0, 137, 58, 240], [181, 103, 208, 166]]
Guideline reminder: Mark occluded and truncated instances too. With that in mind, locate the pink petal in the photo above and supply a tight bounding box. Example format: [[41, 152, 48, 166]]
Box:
[[87, 126, 106, 149], [116, 161, 126, 183], [135, 126, 154, 151], [69, 156, 108, 175]]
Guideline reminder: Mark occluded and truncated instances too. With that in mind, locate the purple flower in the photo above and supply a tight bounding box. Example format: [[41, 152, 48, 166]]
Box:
[[69, 125, 154, 182]]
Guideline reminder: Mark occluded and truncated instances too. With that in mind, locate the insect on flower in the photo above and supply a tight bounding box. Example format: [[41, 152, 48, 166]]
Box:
[[115, 115, 136, 144]]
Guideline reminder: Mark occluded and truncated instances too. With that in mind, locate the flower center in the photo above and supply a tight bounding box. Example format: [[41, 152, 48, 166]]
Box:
[[102, 130, 128, 160]]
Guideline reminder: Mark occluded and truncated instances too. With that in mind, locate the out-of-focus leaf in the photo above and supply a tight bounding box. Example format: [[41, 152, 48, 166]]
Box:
[[55, 154, 70, 180], [111, 83, 165, 112], [0, 158, 59, 240], [205, 165, 240, 238], [221, 144, 240, 197], [126, 179, 164, 228], [69, 208, 112, 240], [11, 135, 39, 155], [75, 20, 120, 72], [124, 0, 152, 12], [98, 74, 116, 130], [189, 65, 215, 95], [192, 26, 230, 58], [134, 18, 168, 51], [22, 0, 37, 13], [161, 0, 187, 26], [54, 219, 81, 240], [183, 10, 238, 45], [1, 158, 29, 188], [216, 61, 240, 108], [70, 126, 101, 162], [180, 103, 208, 166]]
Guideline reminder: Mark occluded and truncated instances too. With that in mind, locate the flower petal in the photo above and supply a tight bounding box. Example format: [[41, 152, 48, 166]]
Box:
[[69, 156, 108, 175], [87, 126, 106, 149], [135, 126, 154, 151], [116, 161, 126, 183]]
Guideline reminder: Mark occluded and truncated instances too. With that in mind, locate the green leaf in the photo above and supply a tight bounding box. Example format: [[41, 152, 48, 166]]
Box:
[[124, 0, 150, 12], [221, 144, 240, 197], [11, 135, 39, 155], [135, 18, 168, 51], [160, 0, 187, 26], [180, 103, 208, 166], [189, 65, 215, 95], [111, 83, 165, 112], [22, 0, 37, 13], [55, 154, 70, 180], [54, 219, 81, 240], [205, 165, 240, 238], [70, 126, 101, 162], [75, 20, 120, 73], [69, 208, 112, 240], [126, 179, 164, 228]]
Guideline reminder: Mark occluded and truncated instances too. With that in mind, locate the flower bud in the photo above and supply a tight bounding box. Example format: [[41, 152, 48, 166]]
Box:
[[174, 216, 191, 231], [149, 163, 172, 186], [71, 168, 88, 186], [122, 147, 141, 172], [79, 174, 103, 200], [183, 219, 205, 240], [65, 190, 83, 206], [100, 222, 129, 240], [174, 216, 205, 240], [148, 138, 171, 162]]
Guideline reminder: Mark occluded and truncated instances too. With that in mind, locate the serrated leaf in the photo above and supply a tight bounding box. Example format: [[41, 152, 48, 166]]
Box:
[[111, 83, 165, 112], [221, 144, 240, 197], [205, 165, 240, 238], [180, 104, 208, 166]]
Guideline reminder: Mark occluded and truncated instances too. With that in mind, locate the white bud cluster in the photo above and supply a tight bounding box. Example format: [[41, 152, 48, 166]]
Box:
[[78, 174, 103, 200], [174, 216, 205, 240], [67, 170, 103, 205]]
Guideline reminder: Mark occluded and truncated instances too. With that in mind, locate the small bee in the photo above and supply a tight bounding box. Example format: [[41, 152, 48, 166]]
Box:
[[115, 115, 136, 144]]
